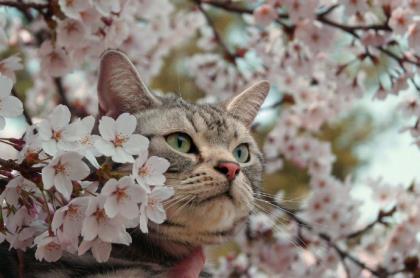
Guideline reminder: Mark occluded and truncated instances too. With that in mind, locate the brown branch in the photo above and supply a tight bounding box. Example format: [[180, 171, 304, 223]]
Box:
[[53, 77, 77, 115], [344, 207, 396, 240], [257, 194, 398, 277], [0, 0, 48, 10], [192, 0, 238, 63], [203, 1, 420, 68]]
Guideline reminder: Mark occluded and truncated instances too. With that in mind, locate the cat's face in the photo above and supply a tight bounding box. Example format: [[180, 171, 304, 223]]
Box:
[[97, 50, 269, 247]]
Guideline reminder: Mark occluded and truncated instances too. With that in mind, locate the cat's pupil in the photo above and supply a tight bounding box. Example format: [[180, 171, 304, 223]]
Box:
[[177, 137, 183, 148], [237, 149, 242, 158]]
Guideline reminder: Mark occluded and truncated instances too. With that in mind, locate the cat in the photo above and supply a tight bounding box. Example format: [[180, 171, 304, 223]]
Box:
[[0, 50, 269, 277]]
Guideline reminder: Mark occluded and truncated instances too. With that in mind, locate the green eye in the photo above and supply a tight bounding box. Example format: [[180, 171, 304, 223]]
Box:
[[233, 144, 250, 163], [166, 133, 193, 153]]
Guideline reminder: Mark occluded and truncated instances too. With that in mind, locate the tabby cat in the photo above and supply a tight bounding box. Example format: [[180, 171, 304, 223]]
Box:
[[0, 50, 269, 277]]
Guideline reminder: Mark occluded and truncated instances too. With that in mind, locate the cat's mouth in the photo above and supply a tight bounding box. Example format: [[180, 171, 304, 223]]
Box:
[[198, 188, 233, 204]]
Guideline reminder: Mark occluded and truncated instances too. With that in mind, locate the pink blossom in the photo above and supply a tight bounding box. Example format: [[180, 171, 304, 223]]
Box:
[[41, 152, 90, 200], [34, 232, 63, 262], [94, 113, 149, 163], [78, 238, 112, 262], [139, 186, 174, 233], [253, 4, 278, 28], [39, 40, 72, 77], [56, 19, 87, 48], [132, 150, 170, 191], [81, 196, 132, 244], [0, 55, 23, 82], [101, 176, 147, 219]]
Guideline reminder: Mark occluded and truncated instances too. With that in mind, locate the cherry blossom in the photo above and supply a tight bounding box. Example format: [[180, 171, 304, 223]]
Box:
[[0, 55, 23, 82], [71, 115, 100, 168], [56, 19, 87, 48], [51, 197, 89, 239], [0, 176, 36, 207], [101, 176, 147, 219], [78, 238, 112, 263], [58, 0, 91, 20], [253, 4, 278, 28], [132, 150, 170, 191], [41, 152, 90, 200], [34, 232, 64, 262], [38, 105, 79, 156], [94, 113, 149, 163], [39, 40, 72, 77], [139, 186, 174, 233], [0, 75, 23, 130], [0, 0, 420, 274], [81, 196, 132, 245]]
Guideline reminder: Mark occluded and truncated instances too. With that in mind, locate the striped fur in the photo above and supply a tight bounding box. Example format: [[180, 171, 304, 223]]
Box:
[[0, 50, 269, 277]]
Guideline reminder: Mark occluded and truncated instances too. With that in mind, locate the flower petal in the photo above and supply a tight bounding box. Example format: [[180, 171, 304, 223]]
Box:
[[0, 95, 23, 117], [104, 197, 119, 218], [0, 75, 13, 98], [91, 239, 112, 262], [41, 166, 55, 190], [81, 217, 98, 241], [51, 105, 71, 131], [55, 174, 73, 200], [101, 179, 118, 196], [146, 204, 166, 224], [98, 116, 116, 141], [123, 134, 149, 155], [94, 138, 115, 156], [116, 113, 137, 136], [112, 147, 133, 163]]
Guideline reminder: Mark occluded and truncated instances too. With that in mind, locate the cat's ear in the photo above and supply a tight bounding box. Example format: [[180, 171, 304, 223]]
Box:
[[97, 49, 161, 117], [224, 80, 270, 128]]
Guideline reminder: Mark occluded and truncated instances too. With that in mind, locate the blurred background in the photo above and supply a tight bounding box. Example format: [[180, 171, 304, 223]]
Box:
[[1, 0, 419, 265]]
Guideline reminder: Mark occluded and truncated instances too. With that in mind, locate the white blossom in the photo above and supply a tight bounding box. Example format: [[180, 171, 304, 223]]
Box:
[[101, 176, 147, 219], [94, 113, 149, 163], [41, 152, 90, 200], [132, 150, 170, 191], [139, 186, 174, 233], [0, 75, 23, 130]]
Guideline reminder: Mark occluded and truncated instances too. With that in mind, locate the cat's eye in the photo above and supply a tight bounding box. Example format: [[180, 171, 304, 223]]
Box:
[[233, 144, 250, 163], [166, 133, 194, 153]]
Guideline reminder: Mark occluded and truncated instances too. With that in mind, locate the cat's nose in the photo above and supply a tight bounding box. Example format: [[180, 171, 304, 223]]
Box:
[[215, 161, 240, 182]]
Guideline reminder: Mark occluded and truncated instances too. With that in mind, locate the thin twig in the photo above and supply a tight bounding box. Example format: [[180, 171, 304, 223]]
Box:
[[193, 0, 238, 63], [344, 207, 396, 240]]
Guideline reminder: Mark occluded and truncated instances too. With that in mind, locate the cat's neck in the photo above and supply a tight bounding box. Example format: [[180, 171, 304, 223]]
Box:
[[111, 229, 198, 265]]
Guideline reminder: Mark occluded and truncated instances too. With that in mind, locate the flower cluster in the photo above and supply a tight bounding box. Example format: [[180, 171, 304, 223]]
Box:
[[1, 0, 420, 277], [0, 80, 173, 262]]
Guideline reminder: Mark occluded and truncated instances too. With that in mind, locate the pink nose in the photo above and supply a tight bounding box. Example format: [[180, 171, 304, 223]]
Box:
[[215, 162, 241, 182]]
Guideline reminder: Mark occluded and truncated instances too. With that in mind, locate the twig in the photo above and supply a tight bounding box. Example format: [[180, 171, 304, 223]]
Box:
[[260, 195, 396, 277], [0, 0, 48, 11], [192, 0, 238, 63], [203, 1, 420, 69], [53, 77, 74, 114], [344, 207, 396, 240]]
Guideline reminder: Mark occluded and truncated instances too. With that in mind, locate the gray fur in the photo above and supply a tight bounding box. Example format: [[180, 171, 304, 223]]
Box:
[[0, 50, 269, 278]]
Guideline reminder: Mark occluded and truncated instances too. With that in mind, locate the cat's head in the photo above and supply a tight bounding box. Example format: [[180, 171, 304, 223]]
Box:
[[97, 50, 269, 249]]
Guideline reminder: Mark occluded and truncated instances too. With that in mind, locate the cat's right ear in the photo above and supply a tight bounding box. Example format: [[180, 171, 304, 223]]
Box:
[[97, 50, 161, 118]]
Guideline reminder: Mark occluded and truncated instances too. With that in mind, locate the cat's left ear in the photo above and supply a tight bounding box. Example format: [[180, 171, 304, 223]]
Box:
[[97, 49, 161, 118], [224, 81, 270, 128]]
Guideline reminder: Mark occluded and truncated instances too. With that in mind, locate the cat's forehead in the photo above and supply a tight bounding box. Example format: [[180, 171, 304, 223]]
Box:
[[135, 98, 251, 144]]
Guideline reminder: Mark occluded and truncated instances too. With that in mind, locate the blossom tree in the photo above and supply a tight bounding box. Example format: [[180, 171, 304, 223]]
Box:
[[0, 0, 419, 277]]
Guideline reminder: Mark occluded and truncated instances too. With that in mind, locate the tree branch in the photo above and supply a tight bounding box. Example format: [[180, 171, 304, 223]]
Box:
[[202, 1, 420, 69], [192, 0, 238, 63], [344, 207, 396, 240]]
